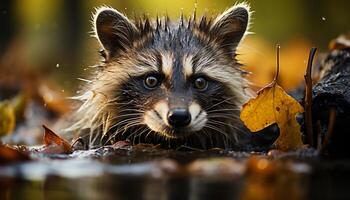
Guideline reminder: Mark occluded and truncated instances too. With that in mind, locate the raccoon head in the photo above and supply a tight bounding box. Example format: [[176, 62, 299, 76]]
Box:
[[76, 3, 251, 148]]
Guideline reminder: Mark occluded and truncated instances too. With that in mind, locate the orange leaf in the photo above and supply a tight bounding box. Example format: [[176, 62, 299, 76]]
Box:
[[240, 82, 304, 150], [0, 145, 30, 165], [43, 125, 73, 154]]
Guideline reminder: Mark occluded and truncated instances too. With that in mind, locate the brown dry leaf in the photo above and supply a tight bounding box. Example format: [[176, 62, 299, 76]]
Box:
[[0, 145, 30, 165], [0, 101, 16, 137], [240, 81, 304, 150], [42, 125, 73, 154]]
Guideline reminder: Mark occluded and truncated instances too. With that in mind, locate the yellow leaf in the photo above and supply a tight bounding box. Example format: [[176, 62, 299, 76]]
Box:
[[0, 102, 16, 137], [240, 82, 304, 150]]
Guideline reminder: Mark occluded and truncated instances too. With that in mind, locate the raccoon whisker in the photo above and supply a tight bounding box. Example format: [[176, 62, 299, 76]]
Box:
[[94, 114, 141, 129], [206, 108, 240, 113], [203, 124, 231, 143], [105, 96, 122, 102], [207, 116, 239, 121], [119, 120, 143, 133], [136, 126, 154, 145], [208, 115, 239, 120], [128, 125, 145, 145], [208, 115, 240, 121], [135, 127, 152, 141], [208, 120, 234, 127], [104, 102, 134, 107], [111, 104, 140, 109], [207, 120, 245, 136], [204, 97, 235, 110], [122, 121, 143, 133], [142, 129, 152, 142], [194, 129, 211, 149], [117, 108, 146, 113], [208, 120, 245, 142], [209, 99, 237, 106], [207, 120, 244, 136], [123, 124, 148, 142], [108, 113, 143, 121], [199, 131, 209, 149], [107, 117, 142, 132], [208, 111, 240, 116], [144, 129, 155, 141], [111, 112, 143, 118], [90, 128, 104, 147], [105, 121, 142, 144], [207, 100, 237, 108]]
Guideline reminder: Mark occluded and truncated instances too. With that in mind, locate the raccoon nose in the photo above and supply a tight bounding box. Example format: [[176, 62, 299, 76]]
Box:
[[167, 109, 191, 128]]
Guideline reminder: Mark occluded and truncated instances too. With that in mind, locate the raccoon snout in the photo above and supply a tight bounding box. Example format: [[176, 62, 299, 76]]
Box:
[[167, 108, 191, 128]]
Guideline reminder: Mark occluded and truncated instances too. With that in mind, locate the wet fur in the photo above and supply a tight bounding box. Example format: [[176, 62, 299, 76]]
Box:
[[67, 3, 253, 149]]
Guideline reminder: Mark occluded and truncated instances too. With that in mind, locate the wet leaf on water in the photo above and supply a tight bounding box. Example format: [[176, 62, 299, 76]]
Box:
[[0, 144, 30, 165], [0, 101, 16, 137], [42, 125, 73, 154]]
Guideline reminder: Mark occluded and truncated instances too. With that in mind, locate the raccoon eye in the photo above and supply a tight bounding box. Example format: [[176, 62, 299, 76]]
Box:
[[144, 75, 159, 89], [193, 77, 208, 90]]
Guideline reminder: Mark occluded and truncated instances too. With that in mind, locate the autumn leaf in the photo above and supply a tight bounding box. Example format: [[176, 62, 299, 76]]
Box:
[[240, 45, 304, 150], [0, 145, 30, 165], [0, 101, 16, 137], [42, 125, 73, 154]]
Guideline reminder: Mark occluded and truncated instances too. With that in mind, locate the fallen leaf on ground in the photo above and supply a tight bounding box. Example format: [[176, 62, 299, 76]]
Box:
[[241, 46, 304, 150], [0, 101, 16, 137], [0, 144, 30, 165], [240, 81, 304, 150], [42, 125, 73, 154]]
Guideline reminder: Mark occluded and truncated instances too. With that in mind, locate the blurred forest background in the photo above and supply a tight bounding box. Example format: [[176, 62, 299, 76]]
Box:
[[1, 0, 349, 95]]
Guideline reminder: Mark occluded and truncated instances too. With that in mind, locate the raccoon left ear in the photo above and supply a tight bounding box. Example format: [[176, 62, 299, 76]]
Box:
[[210, 4, 250, 53], [93, 7, 139, 58]]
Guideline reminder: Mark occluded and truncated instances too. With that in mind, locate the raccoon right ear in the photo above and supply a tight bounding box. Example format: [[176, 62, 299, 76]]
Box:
[[210, 3, 250, 53], [94, 7, 138, 58]]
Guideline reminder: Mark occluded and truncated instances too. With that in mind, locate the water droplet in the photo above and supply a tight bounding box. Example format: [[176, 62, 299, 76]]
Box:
[[56, 63, 60, 68], [321, 16, 326, 21]]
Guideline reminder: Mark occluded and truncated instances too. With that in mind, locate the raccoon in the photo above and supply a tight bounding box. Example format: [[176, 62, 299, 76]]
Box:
[[68, 3, 255, 150]]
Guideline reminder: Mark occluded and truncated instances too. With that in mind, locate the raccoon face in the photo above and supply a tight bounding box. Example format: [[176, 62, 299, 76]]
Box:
[[86, 4, 250, 145]]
